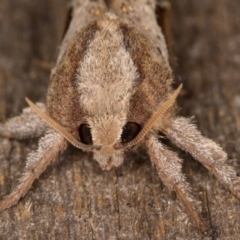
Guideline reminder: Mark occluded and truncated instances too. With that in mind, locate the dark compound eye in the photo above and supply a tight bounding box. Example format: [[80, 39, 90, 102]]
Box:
[[121, 122, 141, 144], [78, 124, 93, 145]]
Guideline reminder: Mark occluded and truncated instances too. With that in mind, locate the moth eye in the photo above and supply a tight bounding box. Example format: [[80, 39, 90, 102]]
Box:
[[78, 124, 93, 145], [121, 122, 141, 144]]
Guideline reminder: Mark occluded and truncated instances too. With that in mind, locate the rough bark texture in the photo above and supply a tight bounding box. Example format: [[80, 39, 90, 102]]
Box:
[[0, 0, 239, 239]]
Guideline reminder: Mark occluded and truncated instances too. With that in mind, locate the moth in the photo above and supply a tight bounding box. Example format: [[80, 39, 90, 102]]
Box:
[[0, 0, 239, 236]]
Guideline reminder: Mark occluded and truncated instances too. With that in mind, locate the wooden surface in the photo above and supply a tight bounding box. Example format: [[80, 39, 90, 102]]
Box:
[[0, 0, 240, 239]]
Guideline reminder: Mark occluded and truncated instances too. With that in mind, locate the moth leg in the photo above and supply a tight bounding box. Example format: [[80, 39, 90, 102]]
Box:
[[146, 134, 211, 235], [0, 103, 48, 139], [0, 130, 67, 212], [32, 58, 54, 71], [162, 117, 240, 199]]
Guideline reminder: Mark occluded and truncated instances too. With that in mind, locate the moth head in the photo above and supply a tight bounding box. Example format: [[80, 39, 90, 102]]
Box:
[[77, 115, 141, 170], [26, 84, 181, 170]]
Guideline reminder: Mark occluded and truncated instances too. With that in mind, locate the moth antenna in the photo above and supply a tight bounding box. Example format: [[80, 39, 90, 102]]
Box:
[[116, 84, 182, 149], [25, 98, 94, 151]]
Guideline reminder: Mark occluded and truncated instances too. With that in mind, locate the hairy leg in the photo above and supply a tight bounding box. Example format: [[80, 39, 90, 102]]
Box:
[[162, 117, 240, 199], [0, 103, 48, 139], [0, 130, 67, 211], [146, 134, 212, 235]]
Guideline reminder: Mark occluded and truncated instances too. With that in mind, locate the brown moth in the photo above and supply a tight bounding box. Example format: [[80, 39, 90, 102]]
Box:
[[0, 0, 239, 236]]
